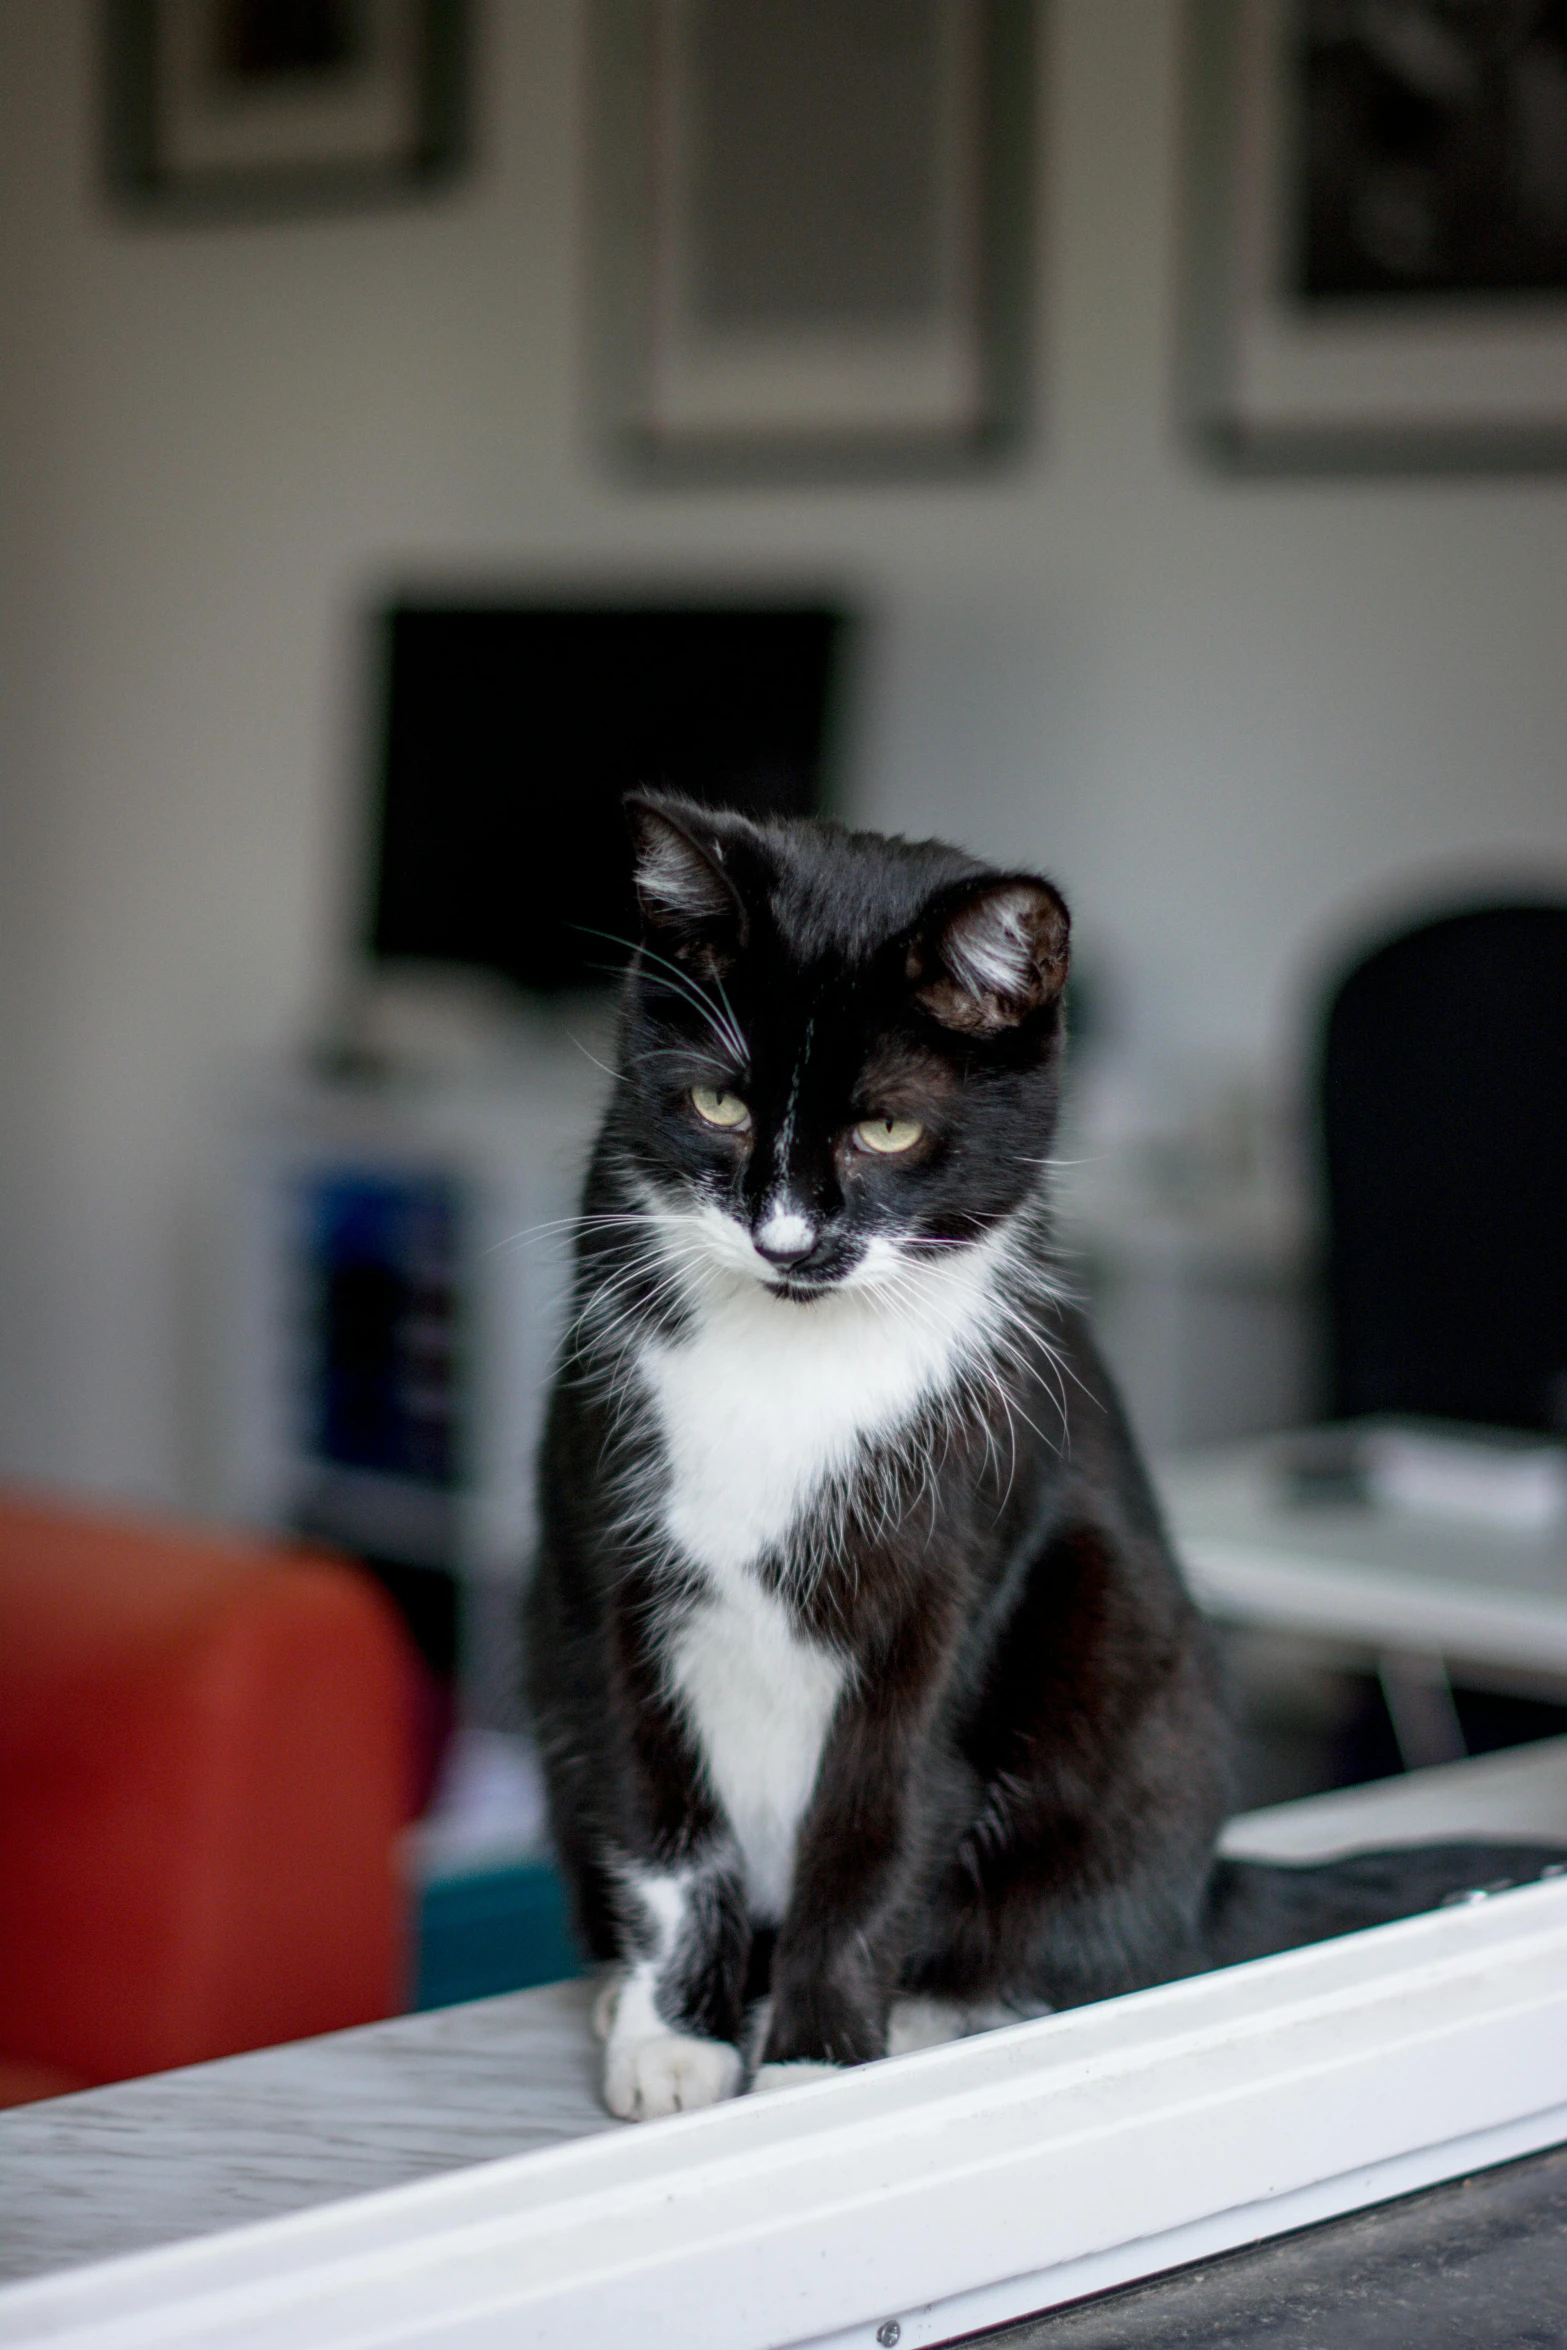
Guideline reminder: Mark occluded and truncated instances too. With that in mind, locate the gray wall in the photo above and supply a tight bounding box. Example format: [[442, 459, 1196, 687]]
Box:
[[3, 0, 1565, 1507]]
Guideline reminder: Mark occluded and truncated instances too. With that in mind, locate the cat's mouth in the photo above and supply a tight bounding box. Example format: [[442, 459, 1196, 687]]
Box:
[[762, 1267, 837, 1301], [749, 1227, 937, 1302], [644, 1190, 868, 1300], [752, 1240, 853, 1299], [644, 1189, 972, 1307]]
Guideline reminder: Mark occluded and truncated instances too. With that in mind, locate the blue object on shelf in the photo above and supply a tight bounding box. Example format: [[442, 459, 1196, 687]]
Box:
[[414, 1857, 584, 2011]]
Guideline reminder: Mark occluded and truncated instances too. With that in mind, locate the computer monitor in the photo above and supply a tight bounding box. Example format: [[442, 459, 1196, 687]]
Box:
[[368, 600, 851, 994]]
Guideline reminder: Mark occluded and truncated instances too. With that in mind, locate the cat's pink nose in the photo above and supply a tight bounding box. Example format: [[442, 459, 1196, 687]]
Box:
[[754, 1210, 817, 1268]]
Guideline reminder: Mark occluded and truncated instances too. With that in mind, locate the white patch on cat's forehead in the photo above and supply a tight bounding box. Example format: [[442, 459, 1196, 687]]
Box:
[[772, 1015, 815, 1181]]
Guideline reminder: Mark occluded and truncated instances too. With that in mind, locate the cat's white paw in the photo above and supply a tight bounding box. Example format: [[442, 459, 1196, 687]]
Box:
[[750, 2060, 843, 2093], [603, 2032, 743, 2121], [886, 1997, 970, 2055]]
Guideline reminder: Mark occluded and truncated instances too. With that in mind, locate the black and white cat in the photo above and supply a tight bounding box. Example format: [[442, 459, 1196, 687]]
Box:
[[526, 796, 1562, 2122]]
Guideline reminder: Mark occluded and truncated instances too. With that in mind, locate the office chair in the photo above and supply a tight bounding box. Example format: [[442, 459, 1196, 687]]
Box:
[[1316, 901, 1567, 1772], [1320, 900, 1567, 1436]]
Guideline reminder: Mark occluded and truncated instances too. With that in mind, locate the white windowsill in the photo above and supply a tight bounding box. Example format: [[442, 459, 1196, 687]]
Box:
[[2, 1834, 1564, 2350]]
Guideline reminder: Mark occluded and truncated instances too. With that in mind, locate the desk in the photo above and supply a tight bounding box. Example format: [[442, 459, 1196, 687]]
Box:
[[1157, 1436, 1567, 1765]]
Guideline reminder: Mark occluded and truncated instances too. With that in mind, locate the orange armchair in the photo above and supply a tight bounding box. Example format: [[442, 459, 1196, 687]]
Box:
[[0, 1495, 417, 2107]]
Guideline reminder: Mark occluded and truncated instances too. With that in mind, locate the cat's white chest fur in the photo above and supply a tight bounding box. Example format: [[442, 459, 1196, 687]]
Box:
[[643, 1240, 1000, 1576], [639, 1232, 1005, 1917], [664, 1580, 843, 1919]]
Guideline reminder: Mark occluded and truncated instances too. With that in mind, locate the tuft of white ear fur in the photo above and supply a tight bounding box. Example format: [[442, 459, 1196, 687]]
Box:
[[942, 885, 1051, 999], [914, 876, 1069, 1034], [628, 800, 740, 936]]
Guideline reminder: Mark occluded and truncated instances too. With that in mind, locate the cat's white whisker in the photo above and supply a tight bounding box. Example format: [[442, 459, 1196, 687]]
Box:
[[566, 1033, 630, 1087], [625, 935, 749, 1067], [577, 924, 749, 1062], [487, 1209, 660, 1262]]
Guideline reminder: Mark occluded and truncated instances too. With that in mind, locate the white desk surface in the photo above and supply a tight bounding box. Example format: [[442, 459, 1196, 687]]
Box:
[[1158, 1438, 1567, 1677], [6, 1738, 1567, 2292]]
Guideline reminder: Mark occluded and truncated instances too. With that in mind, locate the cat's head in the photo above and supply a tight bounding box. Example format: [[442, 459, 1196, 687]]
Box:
[[612, 795, 1070, 1300]]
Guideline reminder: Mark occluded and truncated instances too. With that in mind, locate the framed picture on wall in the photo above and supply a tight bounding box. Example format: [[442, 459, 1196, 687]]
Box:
[[105, 0, 468, 220], [1183, 0, 1567, 469], [589, 0, 1035, 480]]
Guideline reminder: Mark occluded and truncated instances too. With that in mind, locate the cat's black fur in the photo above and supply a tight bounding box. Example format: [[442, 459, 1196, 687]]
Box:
[[526, 797, 1564, 2113]]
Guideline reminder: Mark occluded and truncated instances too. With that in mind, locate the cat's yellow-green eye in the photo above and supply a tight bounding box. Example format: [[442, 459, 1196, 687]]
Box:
[[854, 1117, 924, 1155], [691, 1087, 751, 1131]]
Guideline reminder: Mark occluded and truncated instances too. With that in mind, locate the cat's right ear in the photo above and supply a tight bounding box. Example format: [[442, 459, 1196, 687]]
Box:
[[909, 874, 1070, 1035], [626, 796, 748, 964]]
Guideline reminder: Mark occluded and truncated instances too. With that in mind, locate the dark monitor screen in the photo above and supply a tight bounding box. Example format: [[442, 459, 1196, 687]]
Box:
[[368, 601, 851, 994]]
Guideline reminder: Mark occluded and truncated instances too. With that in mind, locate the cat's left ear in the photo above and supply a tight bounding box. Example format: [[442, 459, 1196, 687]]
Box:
[[909, 875, 1070, 1035], [626, 794, 748, 963]]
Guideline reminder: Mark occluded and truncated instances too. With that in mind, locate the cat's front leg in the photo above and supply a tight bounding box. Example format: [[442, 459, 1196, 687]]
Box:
[[753, 1948, 888, 2087], [757, 1685, 932, 2082], [599, 1854, 750, 2120]]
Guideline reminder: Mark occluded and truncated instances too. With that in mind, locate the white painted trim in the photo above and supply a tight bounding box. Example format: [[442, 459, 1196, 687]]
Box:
[[804, 2106, 1567, 2350], [4, 1880, 1566, 2350]]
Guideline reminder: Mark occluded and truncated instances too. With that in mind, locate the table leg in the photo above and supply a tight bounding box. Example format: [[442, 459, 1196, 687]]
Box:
[[1376, 1652, 1467, 1771]]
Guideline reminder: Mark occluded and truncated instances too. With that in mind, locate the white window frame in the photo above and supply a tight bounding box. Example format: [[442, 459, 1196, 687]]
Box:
[[4, 1873, 1565, 2350]]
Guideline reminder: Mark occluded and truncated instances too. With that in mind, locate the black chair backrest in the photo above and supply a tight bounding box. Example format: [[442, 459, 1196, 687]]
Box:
[[1320, 902, 1567, 1433]]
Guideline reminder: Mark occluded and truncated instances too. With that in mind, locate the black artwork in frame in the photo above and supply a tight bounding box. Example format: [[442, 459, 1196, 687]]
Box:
[[104, 0, 468, 222], [1297, 0, 1567, 304]]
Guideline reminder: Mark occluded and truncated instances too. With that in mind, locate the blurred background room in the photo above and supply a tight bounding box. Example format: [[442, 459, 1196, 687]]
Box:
[[3, 0, 1567, 2095]]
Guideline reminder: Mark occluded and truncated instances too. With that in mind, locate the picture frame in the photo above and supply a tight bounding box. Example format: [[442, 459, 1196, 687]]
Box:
[[104, 0, 468, 221], [1183, 0, 1567, 471], [589, 0, 1035, 482]]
